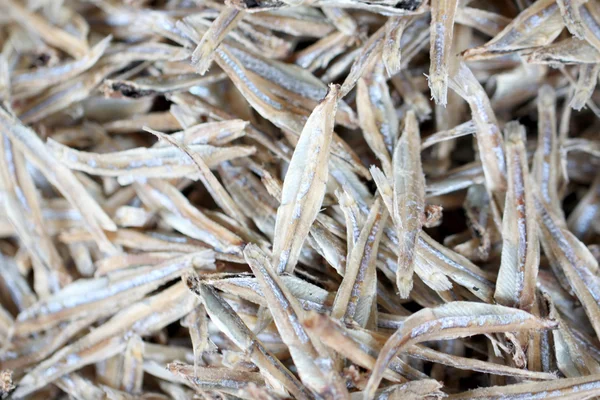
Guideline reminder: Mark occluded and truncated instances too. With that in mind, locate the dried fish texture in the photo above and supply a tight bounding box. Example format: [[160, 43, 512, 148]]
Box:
[[14, 282, 199, 397], [244, 244, 349, 399], [3, 1, 600, 398], [0, 107, 116, 254]]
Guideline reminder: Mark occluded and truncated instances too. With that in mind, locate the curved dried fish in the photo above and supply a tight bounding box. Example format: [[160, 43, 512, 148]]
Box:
[[364, 302, 557, 399]]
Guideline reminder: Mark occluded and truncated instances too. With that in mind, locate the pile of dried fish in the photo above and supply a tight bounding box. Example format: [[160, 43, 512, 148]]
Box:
[[1, 0, 600, 398]]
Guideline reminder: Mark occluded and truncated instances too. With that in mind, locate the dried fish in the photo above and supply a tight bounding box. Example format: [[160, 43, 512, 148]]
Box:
[[494, 122, 539, 311], [3, 1, 600, 398], [364, 302, 557, 398], [449, 374, 600, 399], [391, 111, 425, 298], [244, 244, 349, 399], [429, 0, 459, 105], [48, 138, 255, 183], [464, 0, 564, 60], [449, 62, 507, 195], [332, 198, 386, 328], [14, 282, 200, 397], [192, 8, 245, 74], [357, 63, 396, 176], [272, 85, 339, 274], [186, 273, 311, 400], [0, 107, 116, 254]]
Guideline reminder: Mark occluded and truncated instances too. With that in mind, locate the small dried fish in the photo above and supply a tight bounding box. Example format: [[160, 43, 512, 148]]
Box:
[[14, 282, 199, 397], [244, 244, 349, 399], [494, 122, 539, 311], [570, 63, 600, 110], [449, 374, 600, 399], [0, 107, 116, 254], [192, 8, 245, 74], [533, 85, 562, 217], [536, 197, 600, 341], [167, 362, 265, 397], [428, 0, 459, 105], [526, 37, 600, 64], [391, 111, 425, 298], [186, 274, 310, 399], [332, 198, 386, 328], [15, 252, 210, 335], [383, 16, 410, 77], [11, 36, 111, 98], [48, 138, 255, 183], [449, 62, 507, 195], [272, 85, 339, 274], [364, 302, 557, 399], [464, 0, 564, 60], [4, 0, 88, 58], [356, 63, 396, 176]]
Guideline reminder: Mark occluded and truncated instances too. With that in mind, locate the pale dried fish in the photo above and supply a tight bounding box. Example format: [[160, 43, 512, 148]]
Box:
[[322, 7, 358, 36], [449, 374, 600, 399], [47, 138, 255, 183], [364, 302, 557, 399], [533, 85, 563, 217], [357, 63, 396, 176], [536, 197, 600, 341], [494, 122, 539, 311], [11, 36, 111, 98], [449, 62, 507, 195], [192, 8, 245, 74], [567, 174, 600, 241], [526, 37, 600, 64], [148, 128, 251, 228], [303, 312, 409, 384], [421, 120, 476, 150], [332, 198, 386, 328], [105, 72, 227, 98], [272, 85, 339, 274], [4, 0, 88, 58], [383, 16, 410, 77], [15, 252, 210, 335], [0, 107, 116, 254], [391, 111, 425, 298], [135, 180, 244, 254], [186, 273, 310, 400], [557, 0, 586, 39], [244, 244, 349, 399], [167, 362, 266, 397], [454, 7, 511, 37], [464, 0, 564, 60], [570, 63, 600, 110], [14, 282, 199, 397], [429, 0, 459, 105]]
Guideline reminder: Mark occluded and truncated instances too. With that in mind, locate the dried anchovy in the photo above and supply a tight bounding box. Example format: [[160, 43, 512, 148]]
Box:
[[2, 1, 600, 399]]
